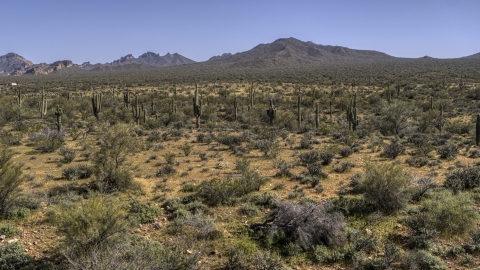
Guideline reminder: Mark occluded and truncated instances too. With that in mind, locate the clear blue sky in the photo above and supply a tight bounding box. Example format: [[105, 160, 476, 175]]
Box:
[[1, 0, 479, 64]]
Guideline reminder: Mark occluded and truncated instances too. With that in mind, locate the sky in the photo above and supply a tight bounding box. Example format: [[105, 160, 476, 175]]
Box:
[[1, 0, 479, 64]]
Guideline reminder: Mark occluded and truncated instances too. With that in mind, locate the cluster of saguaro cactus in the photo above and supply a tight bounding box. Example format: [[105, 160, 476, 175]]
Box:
[[92, 93, 102, 120], [124, 90, 131, 108], [347, 93, 359, 131], [55, 105, 62, 131], [132, 95, 141, 125], [266, 99, 276, 125], [39, 87, 47, 119], [193, 84, 202, 129]]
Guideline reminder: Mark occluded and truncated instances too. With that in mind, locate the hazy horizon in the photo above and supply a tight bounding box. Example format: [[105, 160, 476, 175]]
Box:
[[2, 0, 479, 64]]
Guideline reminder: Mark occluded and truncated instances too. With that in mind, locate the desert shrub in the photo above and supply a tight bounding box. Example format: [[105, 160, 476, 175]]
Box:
[[248, 250, 285, 270], [254, 139, 280, 158], [299, 150, 320, 164], [333, 162, 354, 173], [360, 162, 410, 213], [0, 241, 34, 270], [63, 236, 201, 270], [339, 146, 353, 158], [381, 140, 405, 159], [92, 124, 138, 192], [437, 143, 458, 160], [239, 204, 260, 217], [5, 207, 30, 220], [146, 130, 162, 142], [412, 177, 437, 201], [0, 223, 21, 237], [406, 190, 479, 239], [307, 162, 324, 176], [299, 133, 314, 149], [405, 156, 429, 168], [156, 165, 177, 176], [128, 199, 162, 224], [319, 151, 335, 165], [444, 119, 471, 135], [49, 193, 130, 249], [408, 133, 431, 147], [372, 101, 415, 136], [172, 211, 219, 240], [180, 142, 193, 156], [0, 145, 24, 217], [0, 130, 22, 146], [62, 164, 95, 180], [163, 152, 176, 164], [199, 164, 267, 206], [249, 192, 278, 208], [404, 250, 446, 270], [444, 166, 480, 193], [250, 201, 345, 250], [29, 128, 65, 153], [274, 159, 292, 177], [58, 146, 76, 163], [196, 132, 214, 144]]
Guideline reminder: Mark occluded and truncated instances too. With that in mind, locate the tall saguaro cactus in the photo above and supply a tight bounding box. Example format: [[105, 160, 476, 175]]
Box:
[[347, 93, 359, 131], [297, 93, 302, 129], [55, 105, 62, 131], [476, 114, 480, 146], [39, 87, 47, 119], [248, 83, 254, 111], [132, 95, 141, 125], [92, 93, 102, 120], [124, 90, 131, 108], [266, 99, 276, 125], [233, 95, 238, 121], [315, 103, 320, 130], [193, 84, 202, 129]]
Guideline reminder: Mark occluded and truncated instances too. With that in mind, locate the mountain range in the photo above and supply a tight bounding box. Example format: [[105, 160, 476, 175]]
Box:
[[1, 37, 479, 76]]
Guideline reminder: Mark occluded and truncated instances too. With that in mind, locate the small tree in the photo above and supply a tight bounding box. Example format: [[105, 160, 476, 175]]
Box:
[[0, 145, 23, 217], [360, 162, 410, 213], [92, 124, 138, 192]]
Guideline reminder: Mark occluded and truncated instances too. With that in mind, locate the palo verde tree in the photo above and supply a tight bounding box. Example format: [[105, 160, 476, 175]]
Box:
[[91, 124, 139, 192]]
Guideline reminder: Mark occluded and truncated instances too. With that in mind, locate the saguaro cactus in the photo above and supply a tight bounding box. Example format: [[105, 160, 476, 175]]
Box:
[[315, 103, 320, 130], [233, 95, 238, 121], [297, 93, 302, 129], [171, 99, 176, 114], [39, 87, 47, 119], [16, 87, 22, 106], [347, 93, 359, 131], [476, 114, 480, 146], [55, 105, 62, 131], [193, 84, 202, 129], [92, 93, 102, 120], [123, 90, 131, 108], [430, 96, 434, 110], [266, 99, 276, 125], [132, 95, 141, 125], [249, 84, 254, 111]]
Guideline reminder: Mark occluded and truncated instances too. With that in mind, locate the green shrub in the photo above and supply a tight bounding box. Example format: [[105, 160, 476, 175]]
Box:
[[29, 128, 65, 153], [444, 166, 480, 193], [0, 145, 24, 217], [437, 143, 458, 160], [405, 250, 446, 270], [62, 164, 95, 180], [129, 199, 162, 224], [59, 146, 76, 163], [0, 223, 21, 237], [0, 241, 34, 269], [406, 190, 479, 239], [50, 193, 130, 248], [360, 162, 410, 213], [5, 207, 30, 220], [381, 141, 405, 159]]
